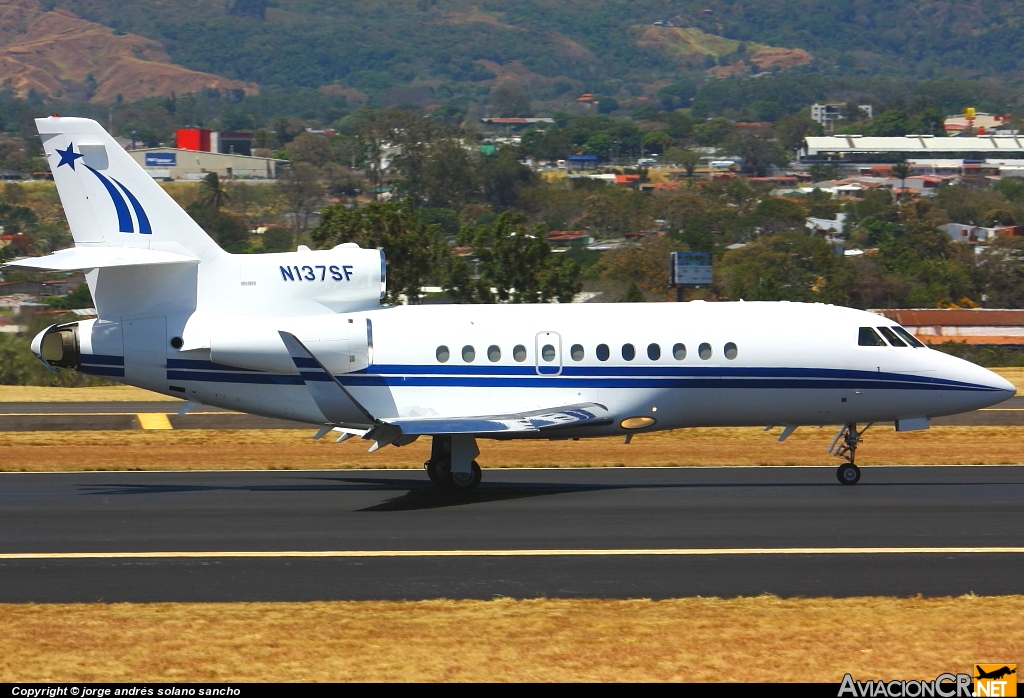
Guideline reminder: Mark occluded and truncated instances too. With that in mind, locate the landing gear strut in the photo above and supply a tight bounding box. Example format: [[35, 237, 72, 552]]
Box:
[[424, 435, 482, 491], [829, 422, 872, 485]]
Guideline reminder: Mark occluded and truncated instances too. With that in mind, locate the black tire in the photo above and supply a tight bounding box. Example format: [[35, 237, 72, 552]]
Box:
[[445, 460, 482, 491], [837, 463, 861, 485], [426, 458, 446, 486]]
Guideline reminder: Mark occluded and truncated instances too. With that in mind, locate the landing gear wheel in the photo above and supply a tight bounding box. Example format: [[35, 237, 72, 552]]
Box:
[[837, 463, 861, 486], [446, 461, 482, 491], [425, 458, 445, 485]]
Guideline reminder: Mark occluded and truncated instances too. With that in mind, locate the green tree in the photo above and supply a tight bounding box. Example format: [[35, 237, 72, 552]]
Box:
[[775, 114, 823, 151], [277, 162, 323, 232], [890, 162, 912, 200], [197, 172, 230, 210], [446, 212, 582, 303], [311, 200, 450, 304], [752, 197, 807, 235], [490, 86, 533, 118], [868, 110, 912, 137], [619, 281, 645, 302], [664, 147, 700, 177], [717, 232, 846, 303], [260, 226, 294, 253], [187, 201, 250, 250]]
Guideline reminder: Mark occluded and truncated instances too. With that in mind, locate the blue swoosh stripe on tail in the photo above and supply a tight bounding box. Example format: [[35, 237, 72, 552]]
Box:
[[85, 165, 133, 233], [113, 178, 151, 234]]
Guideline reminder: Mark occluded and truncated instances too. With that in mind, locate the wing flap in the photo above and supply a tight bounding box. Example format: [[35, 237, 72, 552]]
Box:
[[384, 404, 609, 435]]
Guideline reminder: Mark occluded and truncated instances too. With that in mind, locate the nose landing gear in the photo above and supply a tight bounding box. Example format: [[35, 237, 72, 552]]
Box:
[[829, 422, 872, 485]]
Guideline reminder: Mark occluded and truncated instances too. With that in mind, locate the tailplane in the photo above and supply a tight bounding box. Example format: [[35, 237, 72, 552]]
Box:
[[36, 116, 225, 263]]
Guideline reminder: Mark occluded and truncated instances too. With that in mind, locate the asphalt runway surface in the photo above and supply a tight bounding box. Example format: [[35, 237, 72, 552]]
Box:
[[1, 397, 1023, 430], [1, 466, 1023, 602]]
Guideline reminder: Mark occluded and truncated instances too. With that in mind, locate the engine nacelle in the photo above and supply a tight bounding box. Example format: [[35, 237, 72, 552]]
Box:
[[31, 323, 80, 370], [232, 243, 385, 315]]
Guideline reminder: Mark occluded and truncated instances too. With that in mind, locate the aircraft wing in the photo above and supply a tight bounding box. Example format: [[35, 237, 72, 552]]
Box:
[[279, 330, 610, 444]]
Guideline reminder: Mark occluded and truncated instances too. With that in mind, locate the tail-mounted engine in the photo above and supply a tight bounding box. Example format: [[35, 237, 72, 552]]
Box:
[[31, 323, 80, 370]]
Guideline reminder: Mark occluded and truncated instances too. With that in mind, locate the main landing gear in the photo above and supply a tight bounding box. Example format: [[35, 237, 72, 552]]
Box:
[[424, 435, 482, 491], [829, 422, 872, 485]]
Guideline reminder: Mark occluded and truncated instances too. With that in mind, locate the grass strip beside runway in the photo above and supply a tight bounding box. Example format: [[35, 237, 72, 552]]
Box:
[[1, 425, 1023, 471], [1, 597, 1022, 682]]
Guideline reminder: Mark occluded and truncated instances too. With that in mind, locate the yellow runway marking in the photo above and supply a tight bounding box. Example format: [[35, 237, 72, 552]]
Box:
[[3, 547, 1024, 560], [136, 413, 173, 430]]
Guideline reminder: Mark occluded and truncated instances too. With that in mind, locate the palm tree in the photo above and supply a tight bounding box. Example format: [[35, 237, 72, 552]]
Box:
[[197, 172, 230, 210], [891, 162, 912, 202]]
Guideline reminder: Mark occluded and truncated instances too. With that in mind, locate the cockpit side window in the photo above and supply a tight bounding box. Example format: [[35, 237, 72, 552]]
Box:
[[891, 325, 926, 348], [877, 326, 907, 347], [858, 327, 886, 346]]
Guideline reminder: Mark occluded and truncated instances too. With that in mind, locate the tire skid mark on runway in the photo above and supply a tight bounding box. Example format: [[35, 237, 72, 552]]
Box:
[[4, 547, 1024, 560]]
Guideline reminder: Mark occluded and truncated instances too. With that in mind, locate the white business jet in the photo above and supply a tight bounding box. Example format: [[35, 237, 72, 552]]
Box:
[[8, 117, 1016, 489]]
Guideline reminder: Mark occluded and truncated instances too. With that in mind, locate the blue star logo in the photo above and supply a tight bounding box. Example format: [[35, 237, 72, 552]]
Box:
[[54, 143, 83, 170]]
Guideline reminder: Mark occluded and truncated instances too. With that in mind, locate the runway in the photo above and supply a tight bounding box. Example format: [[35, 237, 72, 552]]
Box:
[[1, 396, 1023, 430], [1, 465, 1023, 602]]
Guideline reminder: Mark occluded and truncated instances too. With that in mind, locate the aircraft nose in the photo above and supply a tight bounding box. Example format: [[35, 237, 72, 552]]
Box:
[[984, 368, 1017, 398]]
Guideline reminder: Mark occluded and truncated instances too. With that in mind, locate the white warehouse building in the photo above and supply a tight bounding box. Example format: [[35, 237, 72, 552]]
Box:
[[128, 148, 288, 181], [801, 135, 1024, 162]]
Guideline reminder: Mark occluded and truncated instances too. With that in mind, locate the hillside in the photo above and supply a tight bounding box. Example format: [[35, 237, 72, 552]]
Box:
[[0, 0, 256, 102], [42, 0, 1024, 101]]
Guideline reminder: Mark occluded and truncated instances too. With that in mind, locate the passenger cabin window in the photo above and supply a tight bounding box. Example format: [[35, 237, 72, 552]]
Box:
[[724, 342, 738, 360], [673, 343, 686, 360], [698, 342, 712, 360], [462, 345, 476, 362], [436, 345, 450, 363], [622, 343, 636, 361], [570, 344, 584, 361], [541, 344, 556, 362], [858, 327, 886, 346], [647, 343, 661, 360], [513, 344, 527, 362], [877, 326, 906, 347], [596, 344, 610, 361], [487, 345, 501, 362], [892, 326, 925, 348]]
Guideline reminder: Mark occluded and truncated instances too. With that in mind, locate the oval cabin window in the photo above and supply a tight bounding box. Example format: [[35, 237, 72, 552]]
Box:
[[673, 343, 686, 360], [487, 345, 501, 362], [698, 342, 712, 360], [622, 343, 636, 361], [596, 344, 610, 361], [436, 346, 450, 363], [513, 344, 527, 362], [724, 342, 738, 360], [462, 345, 476, 362]]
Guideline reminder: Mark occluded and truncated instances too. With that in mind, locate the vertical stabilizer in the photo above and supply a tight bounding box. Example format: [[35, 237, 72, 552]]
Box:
[[35, 116, 225, 263]]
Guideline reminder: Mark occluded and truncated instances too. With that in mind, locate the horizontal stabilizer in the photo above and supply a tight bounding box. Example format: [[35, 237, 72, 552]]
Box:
[[3, 246, 198, 271], [383, 403, 610, 435]]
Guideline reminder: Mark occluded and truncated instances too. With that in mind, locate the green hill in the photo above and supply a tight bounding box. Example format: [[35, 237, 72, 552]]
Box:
[[48, 0, 1024, 102]]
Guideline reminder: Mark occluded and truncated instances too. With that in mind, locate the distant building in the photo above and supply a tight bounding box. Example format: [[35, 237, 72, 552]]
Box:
[[480, 118, 555, 127], [939, 223, 1024, 245], [810, 103, 873, 128], [129, 148, 287, 181], [943, 112, 1010, 135], [802, 135, 1024, 162], [176, 128, 254, 156]]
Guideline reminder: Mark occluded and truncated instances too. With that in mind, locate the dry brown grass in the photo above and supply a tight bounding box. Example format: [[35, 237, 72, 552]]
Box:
[[1, 597, 1021, 682], [994, 367, 1024, 392], [0, 425, 1022, 472], [0, 385, 178, 402]]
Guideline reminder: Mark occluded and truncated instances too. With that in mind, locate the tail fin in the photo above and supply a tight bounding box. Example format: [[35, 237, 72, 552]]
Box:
[[36, 116, 225, 262]]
